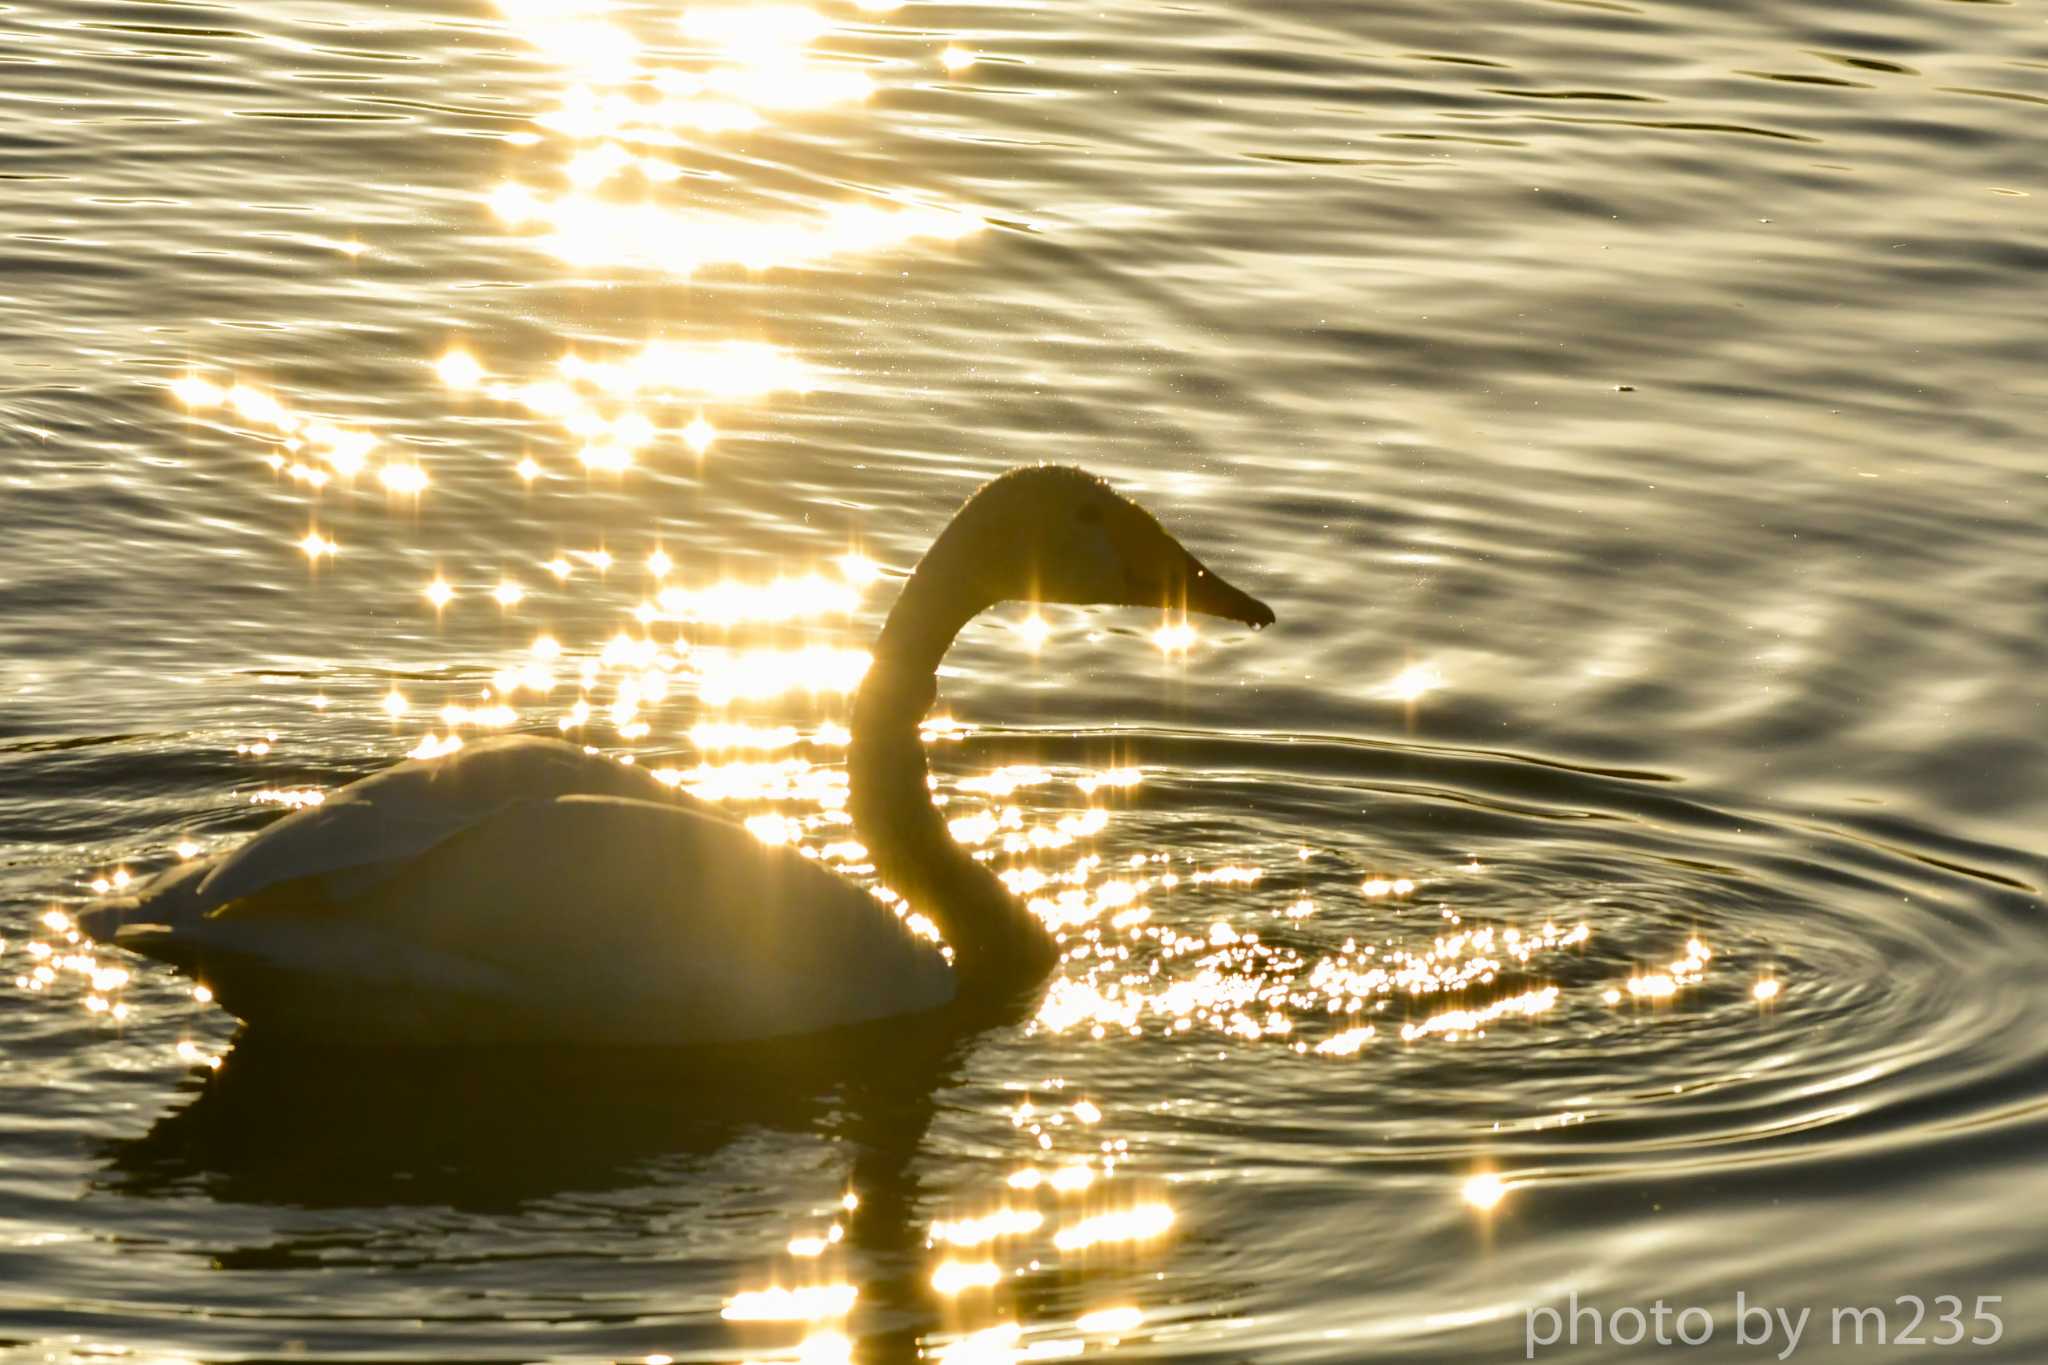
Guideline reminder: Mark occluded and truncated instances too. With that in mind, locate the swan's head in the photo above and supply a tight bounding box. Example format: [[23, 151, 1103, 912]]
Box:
[[948, 465, 1275, 628]]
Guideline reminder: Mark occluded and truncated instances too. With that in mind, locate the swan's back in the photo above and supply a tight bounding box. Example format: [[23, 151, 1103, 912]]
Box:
[[197, 735, 677, 907]]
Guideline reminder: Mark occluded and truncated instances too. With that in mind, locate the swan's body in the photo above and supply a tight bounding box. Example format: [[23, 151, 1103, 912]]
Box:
[[91, 740, 954, 1044], [82, 466, 1272, 1046]]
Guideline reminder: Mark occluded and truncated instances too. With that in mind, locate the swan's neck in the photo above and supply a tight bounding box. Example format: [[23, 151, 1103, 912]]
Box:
[[850, 556, 1054, 991]]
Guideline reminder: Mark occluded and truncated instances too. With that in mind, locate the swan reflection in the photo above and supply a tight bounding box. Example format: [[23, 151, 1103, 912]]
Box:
[[99, 1017, 963, 1213], [92, 1010, 1180, 1356]]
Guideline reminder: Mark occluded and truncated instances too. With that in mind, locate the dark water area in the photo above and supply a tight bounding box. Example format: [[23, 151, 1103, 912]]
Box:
[[1, 0, 2043, 1360]]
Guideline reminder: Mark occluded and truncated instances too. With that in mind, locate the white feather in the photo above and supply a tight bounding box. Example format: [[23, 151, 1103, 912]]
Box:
[[195, 735, 676, 907]]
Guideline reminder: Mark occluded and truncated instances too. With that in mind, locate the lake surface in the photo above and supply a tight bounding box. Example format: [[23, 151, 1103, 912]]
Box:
[[2, 0, 2044, 1360]]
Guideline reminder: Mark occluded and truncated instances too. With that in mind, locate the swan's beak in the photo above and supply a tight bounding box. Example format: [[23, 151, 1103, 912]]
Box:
[[1176, 549, 1276, 629]]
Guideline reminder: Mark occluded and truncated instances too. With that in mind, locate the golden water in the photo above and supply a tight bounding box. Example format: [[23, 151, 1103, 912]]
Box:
[[2, 0, 2044, 1359]]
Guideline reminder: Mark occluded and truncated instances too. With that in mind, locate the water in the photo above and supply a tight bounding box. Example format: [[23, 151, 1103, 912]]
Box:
[[2, 0, 2044, 1359]]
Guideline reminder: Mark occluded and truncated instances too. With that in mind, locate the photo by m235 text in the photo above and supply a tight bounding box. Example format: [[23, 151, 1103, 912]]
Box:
[[1525, 1293, 2006, 1358]]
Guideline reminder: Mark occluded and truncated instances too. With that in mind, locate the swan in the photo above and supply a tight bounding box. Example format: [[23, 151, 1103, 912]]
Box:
[[80, 466, 1274, 1045]]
